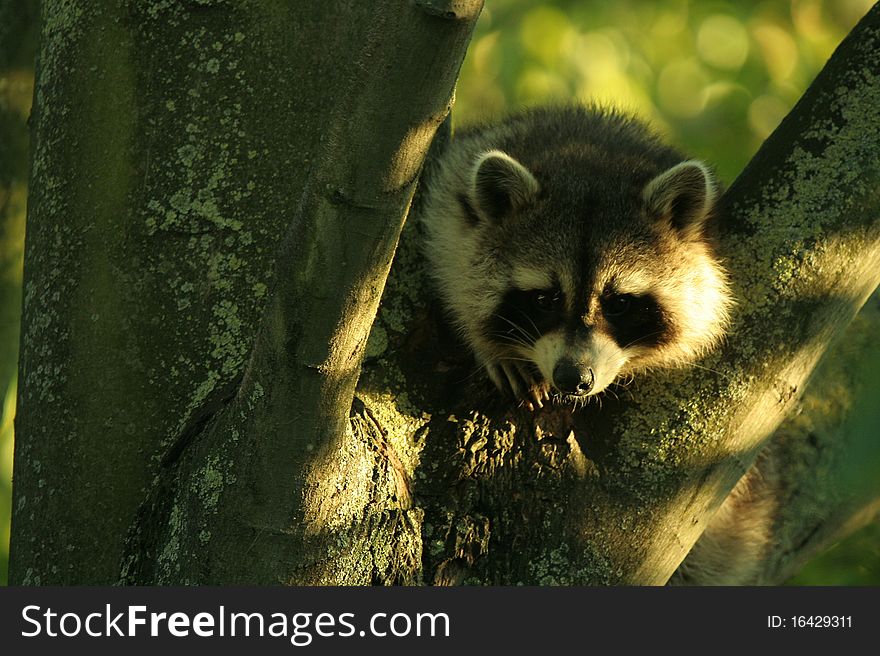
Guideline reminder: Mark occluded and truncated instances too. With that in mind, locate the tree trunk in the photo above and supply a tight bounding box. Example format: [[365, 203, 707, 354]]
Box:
[[11, 1, 880, 585], [9, 0, 482, 585]]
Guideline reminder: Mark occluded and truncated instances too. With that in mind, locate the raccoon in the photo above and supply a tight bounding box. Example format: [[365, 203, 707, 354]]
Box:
[[421, 105, 732, 407]]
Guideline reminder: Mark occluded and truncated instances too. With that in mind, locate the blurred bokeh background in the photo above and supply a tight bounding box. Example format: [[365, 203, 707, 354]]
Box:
[[1, 0, 38, 586], [1, 0, 878, 585]]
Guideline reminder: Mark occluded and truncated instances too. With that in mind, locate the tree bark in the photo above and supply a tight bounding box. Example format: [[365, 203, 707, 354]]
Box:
[[11, 1, 880, 586], [746, 290, 880, 584], [10, 0, 482, 585], [674, 289, 880, 585]]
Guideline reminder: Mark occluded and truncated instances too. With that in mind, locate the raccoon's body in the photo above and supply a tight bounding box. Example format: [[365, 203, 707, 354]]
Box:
[[421, 106, 733, 407]]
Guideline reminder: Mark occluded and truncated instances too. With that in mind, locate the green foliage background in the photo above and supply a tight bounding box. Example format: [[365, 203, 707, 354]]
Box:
[[0, 0, 877, 585], [1, 0, 38, 587]]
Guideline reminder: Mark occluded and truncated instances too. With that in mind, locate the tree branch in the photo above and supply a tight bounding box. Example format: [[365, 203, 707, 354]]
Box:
[[121, 0, 483, 584], [617, 1, 880, 584]]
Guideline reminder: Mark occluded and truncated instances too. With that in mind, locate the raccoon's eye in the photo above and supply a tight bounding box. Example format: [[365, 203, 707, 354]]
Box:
[[531, 289, 563, 311], [603, 294, 632, 317]]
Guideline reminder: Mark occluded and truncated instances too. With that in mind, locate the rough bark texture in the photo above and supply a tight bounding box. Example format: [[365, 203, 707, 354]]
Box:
[[752, 290, 880, 583], [673, 289, 880, 585], [10, 0, 880, 586], [119, 0, 482, 586], [10, 0, 482, 585]]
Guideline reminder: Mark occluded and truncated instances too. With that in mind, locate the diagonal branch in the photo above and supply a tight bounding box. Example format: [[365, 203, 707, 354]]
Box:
[[580, 2, 880, 584]]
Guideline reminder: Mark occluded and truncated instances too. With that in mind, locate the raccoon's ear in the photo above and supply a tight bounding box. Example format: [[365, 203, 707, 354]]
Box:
[[470, 150, 540, 221], [643, 160, 716, 238]]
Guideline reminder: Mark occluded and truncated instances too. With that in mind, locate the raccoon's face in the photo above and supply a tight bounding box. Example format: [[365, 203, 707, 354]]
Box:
[[487, 268, 666, 401], [467, 149, 731, 404]]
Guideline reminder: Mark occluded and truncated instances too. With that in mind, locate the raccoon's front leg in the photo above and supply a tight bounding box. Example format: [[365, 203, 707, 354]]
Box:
[[487, 361, 550, 410]]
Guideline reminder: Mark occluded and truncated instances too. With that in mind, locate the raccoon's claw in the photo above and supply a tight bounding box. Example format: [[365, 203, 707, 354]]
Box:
[[486, 363, 509, 397], [526, 383, 551, 411], [503, 362, 532, 400], [486, 361, 528, 400], [488, 362, 548, 411]]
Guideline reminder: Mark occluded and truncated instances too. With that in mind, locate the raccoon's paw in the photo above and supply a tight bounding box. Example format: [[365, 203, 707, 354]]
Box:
[[487, 361, 550, 411], [522, 383, 552, 412]]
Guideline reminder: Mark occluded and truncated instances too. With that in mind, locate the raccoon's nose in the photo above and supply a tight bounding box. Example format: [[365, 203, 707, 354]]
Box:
[[553, 361, 594, 396]]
